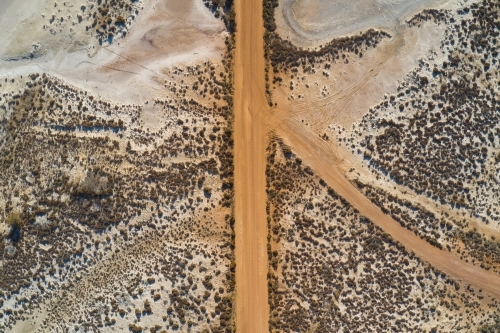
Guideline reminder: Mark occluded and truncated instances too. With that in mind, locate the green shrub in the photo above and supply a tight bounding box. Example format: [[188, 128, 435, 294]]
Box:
[[115, 16, 126, 24], [129, 324, 142, 333], [5, 212, 22, 228]]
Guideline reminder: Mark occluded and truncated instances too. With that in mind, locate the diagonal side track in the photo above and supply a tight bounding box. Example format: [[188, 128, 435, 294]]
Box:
[[274, 116, 500, 300]]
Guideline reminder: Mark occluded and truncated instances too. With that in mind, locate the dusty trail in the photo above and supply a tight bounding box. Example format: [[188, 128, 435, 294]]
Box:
[[233, 0, 270, 332], [273, 115, 500, 300]]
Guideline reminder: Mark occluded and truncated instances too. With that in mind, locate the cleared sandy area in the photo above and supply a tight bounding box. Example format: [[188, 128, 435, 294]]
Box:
[[0, 0, 43, 43], [275, 0, 453, 47], [233, 0, 270, 331]]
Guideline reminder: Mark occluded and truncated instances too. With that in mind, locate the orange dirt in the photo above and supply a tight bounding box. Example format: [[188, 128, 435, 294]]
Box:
[[233, 0, 270, 331]]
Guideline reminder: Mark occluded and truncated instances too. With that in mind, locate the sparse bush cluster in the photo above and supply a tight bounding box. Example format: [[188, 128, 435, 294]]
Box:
[[354, 180, 500, 271], [41, 0, 143, 46], [89, 0, 143, 44], [263, 0, 279, 32], [5, 212, 22, 228], [407, 9, 451, 27], [264, 29, 390, 72], [262, 0, 390, 101]]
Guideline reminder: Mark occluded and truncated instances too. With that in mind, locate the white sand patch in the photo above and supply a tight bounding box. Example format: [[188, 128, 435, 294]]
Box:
[[276, 0, 461, 48]]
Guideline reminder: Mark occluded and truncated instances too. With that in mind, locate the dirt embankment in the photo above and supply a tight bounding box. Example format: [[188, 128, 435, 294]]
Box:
[[233, 0, 270, 332]]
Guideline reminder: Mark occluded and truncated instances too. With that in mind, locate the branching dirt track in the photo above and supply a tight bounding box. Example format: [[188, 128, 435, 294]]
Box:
[[234, 1, 500, 332]]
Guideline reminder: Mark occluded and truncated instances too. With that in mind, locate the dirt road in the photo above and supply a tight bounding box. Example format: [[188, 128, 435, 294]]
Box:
[[233, 0, 270, 331]]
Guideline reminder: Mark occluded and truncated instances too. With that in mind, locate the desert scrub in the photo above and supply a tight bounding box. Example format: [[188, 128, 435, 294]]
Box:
[[0, 29, 237, 330]]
